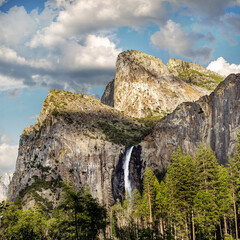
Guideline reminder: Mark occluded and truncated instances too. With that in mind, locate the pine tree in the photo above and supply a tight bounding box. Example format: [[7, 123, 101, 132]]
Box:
[[57, 183, 107, 240], [166, 146, 197, 239], [193, 143, 219, 239], [154, 180, 168, 236], [217, 165, 233, 237], [228, 129, 240, 240], [142, 166, 157, 224], [132, 188, 143, 223]]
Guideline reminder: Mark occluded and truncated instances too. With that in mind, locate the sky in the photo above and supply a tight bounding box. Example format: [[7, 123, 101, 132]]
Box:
[[0, 0, 240, 176]]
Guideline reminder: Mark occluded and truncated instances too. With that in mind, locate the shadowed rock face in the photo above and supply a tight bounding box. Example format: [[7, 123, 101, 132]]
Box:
[[101, 80, 114, 107], [141, 74, 240, 170]]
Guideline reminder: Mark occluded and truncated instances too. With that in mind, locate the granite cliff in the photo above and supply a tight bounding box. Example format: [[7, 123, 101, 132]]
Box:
[[101, 50, 223, 118], [7, 90, 152, 209], [140, 73, 240, 172], [8, 50, 239, 210]]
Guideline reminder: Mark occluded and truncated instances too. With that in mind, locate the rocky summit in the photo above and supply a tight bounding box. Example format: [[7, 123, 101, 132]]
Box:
[[101, 50, 224, 118], [8, 50, 239, 210]]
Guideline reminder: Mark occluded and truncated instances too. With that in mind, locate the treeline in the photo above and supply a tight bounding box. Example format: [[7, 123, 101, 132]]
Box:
[[1, 135, 240, 240], [0, 184, 108, 240], [110, 133, 240, 240]]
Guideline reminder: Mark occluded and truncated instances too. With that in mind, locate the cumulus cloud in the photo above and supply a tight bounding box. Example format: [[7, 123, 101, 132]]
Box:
[[151, 20, 213, 62], [28, 0, 170, 47], [0, 74, 25, 91], [0, 0, 239, 94], [207, 57, 240, 76], [0, 135, 18, 175], [0, 0, 6, 7], [0, 2, 123, 94], [1, 135, 10, 144]]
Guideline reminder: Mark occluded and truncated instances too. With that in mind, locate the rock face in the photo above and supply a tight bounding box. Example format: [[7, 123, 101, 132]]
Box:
[[101, 80, 114, 107], [8, 51, 237, 210], [0, 172, 13, 202], [140, 74, 240, 170], [102, 50, 224, 118], [7, 90, 151, 209]]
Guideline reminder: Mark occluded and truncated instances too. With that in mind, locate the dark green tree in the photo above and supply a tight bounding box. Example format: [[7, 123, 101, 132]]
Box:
[[193, 143, 219, 239], [228, 129, 240, 240], [0, 202, 47, 240], [166, 146, 197, 240], [217, 165, 233, 237], [142, 166, 157, 224], [54, 183, 107, 240], [154, 180, 168, 236]]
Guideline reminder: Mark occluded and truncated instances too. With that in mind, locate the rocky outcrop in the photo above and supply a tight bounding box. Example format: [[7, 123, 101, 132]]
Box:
[[7, 90, 151, 209], [0, 172, 13, 202], [167, 58, 224, 91], [141, 74, 240, 170], [102, 50, 224, 118]]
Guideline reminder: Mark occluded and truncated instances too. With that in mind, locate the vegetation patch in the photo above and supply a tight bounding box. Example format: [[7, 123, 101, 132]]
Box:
[[178, 69, 224, 91]]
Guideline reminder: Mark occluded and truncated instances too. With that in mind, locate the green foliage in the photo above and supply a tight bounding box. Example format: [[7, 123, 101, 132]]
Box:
[[19, 177, 61, 213], [0, 202, 47, 240], [111, 139, 240, 240], [217, 165, 233, 218], [94, 117, 152, 146], [142, 167, 158, 223], [154, 180, 168, 221], [194, 191, 218, 239], [194, 142, 219, 193], [1, 183, 108, 240], [50, 183, 108, 240], [178, 69, 224, 90]]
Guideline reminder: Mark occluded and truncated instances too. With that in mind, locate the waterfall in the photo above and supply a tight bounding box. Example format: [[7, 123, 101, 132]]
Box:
[[123, 146, 134, 197]]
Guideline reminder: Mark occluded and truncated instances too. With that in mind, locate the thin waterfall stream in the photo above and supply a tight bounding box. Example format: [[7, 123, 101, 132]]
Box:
[[123, 146, 134, 197]]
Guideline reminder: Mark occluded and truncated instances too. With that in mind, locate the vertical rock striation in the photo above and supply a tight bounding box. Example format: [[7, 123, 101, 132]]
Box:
[[141, 74, 240, 170]]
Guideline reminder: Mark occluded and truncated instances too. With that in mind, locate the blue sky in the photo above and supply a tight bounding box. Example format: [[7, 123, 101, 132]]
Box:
[[0, 0, 240, 175]]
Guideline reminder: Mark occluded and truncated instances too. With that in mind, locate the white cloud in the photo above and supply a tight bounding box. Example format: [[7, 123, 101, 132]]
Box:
[[0, 143, 18, 174], [0, 74, 25, 91], [28, 0, 169, 48], [151, 20, 213, 62], [0, 5, 56, 48], [1, 134, 10, 144], [0, 135, 18, 175], [207, 57, 240, 76], [61, 35, 122, 70], [0, 3, 123, 94], [0, 0, 6, 7], [0, 45, 53, 69], [0, 0, 239, 94]]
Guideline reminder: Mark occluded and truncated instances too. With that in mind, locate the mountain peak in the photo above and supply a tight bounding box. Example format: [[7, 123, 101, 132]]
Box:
[[102, 50, 224, 118]]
